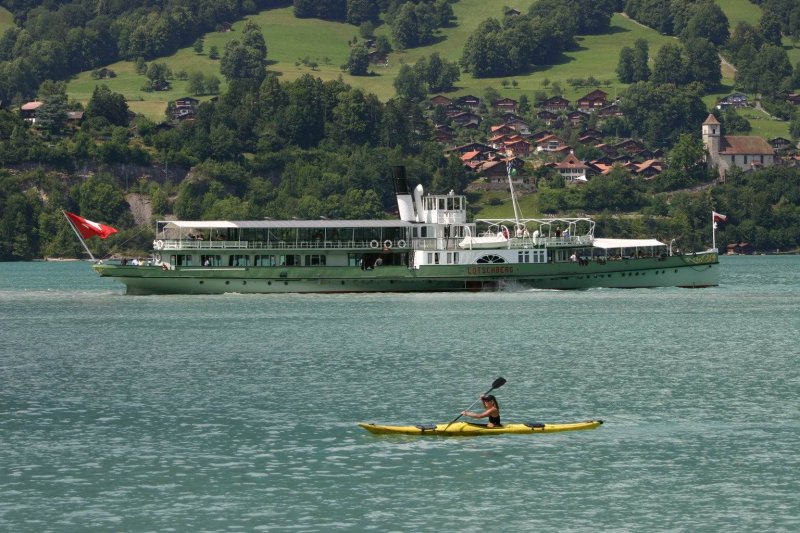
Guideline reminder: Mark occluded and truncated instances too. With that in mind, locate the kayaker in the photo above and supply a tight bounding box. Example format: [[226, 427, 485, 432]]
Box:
[[462, 395, 501, 427]]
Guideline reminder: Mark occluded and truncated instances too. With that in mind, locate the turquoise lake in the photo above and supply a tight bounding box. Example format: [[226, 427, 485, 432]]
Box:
[[1, 257, 798, 531]]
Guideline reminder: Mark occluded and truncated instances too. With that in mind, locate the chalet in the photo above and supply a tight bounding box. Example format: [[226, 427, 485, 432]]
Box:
[[582, 128, 602, 137], [716, 92, 748, 109], [493, 97, 518, 113], [596, 102, 623, 118], [430, 95, 453, 107], [554, 151, 588, 182], [579, 133, 602, 145], [480, 158, 525, 184], [434, 124, 455, 143], [500, 112, 526, 124], [535, 134, 568, 152], [769, 137, 794, 152], [591, 155, 615, 166], [614, 139, 646, 154], [500, 113, 531, 134], [20, 101, 43, 123], [173, 107, 196, 121], [504, 8, 522, 16], [539, 96, 569, 112], [633, 159, 663, 178], [490, 124, 517, 136], [488, 134, 509, 150], [529, 130, 554, 142], [503, 137, 532, 156], [368, 51, 388, 66], [451, 111, 481, 128], [455, 95, 481, 110], [536, 110, 559, 126], [567, 110, 588, 126], [702, 114, 775, 179], [66, 111, 85, 124], [447, 142, 496, 156], [175, 96, 199, 108], [577, 89, 609, 111], [787, 94, 800, 106]]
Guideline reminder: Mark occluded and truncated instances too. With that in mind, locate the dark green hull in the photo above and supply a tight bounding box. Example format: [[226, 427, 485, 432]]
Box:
[[94, 253, 719, 294]]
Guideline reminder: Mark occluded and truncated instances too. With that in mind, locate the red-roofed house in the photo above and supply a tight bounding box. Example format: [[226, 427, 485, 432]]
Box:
[[20, 101, 43, 123], [555, 151, 589, 182]]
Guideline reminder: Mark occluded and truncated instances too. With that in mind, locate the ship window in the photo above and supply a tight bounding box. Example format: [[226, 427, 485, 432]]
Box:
[[254, 255, 276, 266], [229, 255, 250, 267], [476, 254, 506, 264], [201, 254, 221, 266], [176, 254, 192, 266], [279, 254, 301, 266], [305, 254, 326, 266], [518, 251, 530, 263]]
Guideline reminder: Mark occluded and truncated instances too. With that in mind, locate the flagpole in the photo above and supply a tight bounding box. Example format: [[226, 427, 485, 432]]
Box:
[[711, 212, 717, 252], [63, 210, 96, 261]]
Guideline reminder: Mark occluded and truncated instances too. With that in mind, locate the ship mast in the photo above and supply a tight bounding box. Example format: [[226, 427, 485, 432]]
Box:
[[506, 160, 522, 228]]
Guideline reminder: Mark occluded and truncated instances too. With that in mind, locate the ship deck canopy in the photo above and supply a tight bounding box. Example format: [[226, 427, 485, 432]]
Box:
[[592, 238, 665, 249], [162, 220, 415, 230]]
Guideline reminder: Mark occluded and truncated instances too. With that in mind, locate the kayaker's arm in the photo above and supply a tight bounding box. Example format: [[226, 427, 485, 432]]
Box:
[[462, 408, 492, 419]]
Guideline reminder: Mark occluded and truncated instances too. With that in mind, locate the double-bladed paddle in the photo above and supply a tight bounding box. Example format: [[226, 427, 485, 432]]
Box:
[[443, 377, 506, 431]]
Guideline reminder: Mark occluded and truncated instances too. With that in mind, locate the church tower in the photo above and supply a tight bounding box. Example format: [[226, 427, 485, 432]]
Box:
[[702, 113, 721, 167]]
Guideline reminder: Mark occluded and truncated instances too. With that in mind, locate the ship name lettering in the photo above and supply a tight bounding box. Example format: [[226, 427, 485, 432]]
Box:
[[467, 266, 514, 275]]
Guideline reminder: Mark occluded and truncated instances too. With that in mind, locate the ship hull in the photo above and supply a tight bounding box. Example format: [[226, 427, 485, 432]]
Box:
[[94, 254, 719, 295]]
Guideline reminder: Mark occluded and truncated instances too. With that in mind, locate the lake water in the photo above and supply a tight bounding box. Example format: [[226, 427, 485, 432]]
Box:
[[1, 257, 798, 531]]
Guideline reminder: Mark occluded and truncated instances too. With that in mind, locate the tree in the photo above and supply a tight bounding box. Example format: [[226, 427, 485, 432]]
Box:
[[35, 92, 68, 134], [616, 46, 635, 83], [220, 39, 266, 83], [652, 43, 688, 86], [85, 84, 129, 126], [667, 133, 706, 176], [205, 74, 220, 95], [680, 2, 729, 47], [209, 45, 219, 60], [145, 62, 171, 91], [188, 71, 206, 95], [685, 38, 721, 91], [393, 64, 425, 101], [193, 37, 204, 55], [391, 3, 420, 50], [619, 81, 707, 147], [344, 43, 370, 76], [631, 39, 650, 82]]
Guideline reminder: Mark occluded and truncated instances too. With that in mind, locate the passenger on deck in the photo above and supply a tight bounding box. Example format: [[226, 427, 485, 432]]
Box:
[[462, 395, 501, 428]]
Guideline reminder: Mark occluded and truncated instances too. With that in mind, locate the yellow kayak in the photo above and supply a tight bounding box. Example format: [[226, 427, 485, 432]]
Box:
[[358, 419, 603, 436]]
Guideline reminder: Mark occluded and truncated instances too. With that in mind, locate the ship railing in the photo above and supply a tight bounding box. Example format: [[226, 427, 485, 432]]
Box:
[[158, 239, 412, 251]]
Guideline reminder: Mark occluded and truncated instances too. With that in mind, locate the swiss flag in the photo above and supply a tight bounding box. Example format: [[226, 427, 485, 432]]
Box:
[[712, 211, 728, 224], [64, 211, 118, 239]]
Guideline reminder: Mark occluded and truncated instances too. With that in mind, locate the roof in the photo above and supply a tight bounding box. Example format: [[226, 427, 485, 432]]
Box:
[[720, 136, 773, 155], [593, 238, 665, 249], [21, 101, 43, 110], [703, 113, 720, 125], [164, 220, 415, 230]]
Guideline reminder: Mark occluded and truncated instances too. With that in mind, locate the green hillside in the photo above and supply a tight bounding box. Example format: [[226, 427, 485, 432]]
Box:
[[65, 0, 790, 139]]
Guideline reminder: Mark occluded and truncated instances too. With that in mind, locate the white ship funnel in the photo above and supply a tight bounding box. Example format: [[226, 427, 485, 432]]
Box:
[[413, 184, 424, 223], [392, 166, 417, 222]]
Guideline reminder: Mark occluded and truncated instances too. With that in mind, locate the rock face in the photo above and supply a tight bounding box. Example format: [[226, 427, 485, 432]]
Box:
[[126, 193, 152, 226]]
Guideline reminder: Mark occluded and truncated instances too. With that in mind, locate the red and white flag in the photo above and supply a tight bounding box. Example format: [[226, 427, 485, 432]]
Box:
[[712, 211, 728, 223], [64, 211, 118, 239]]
